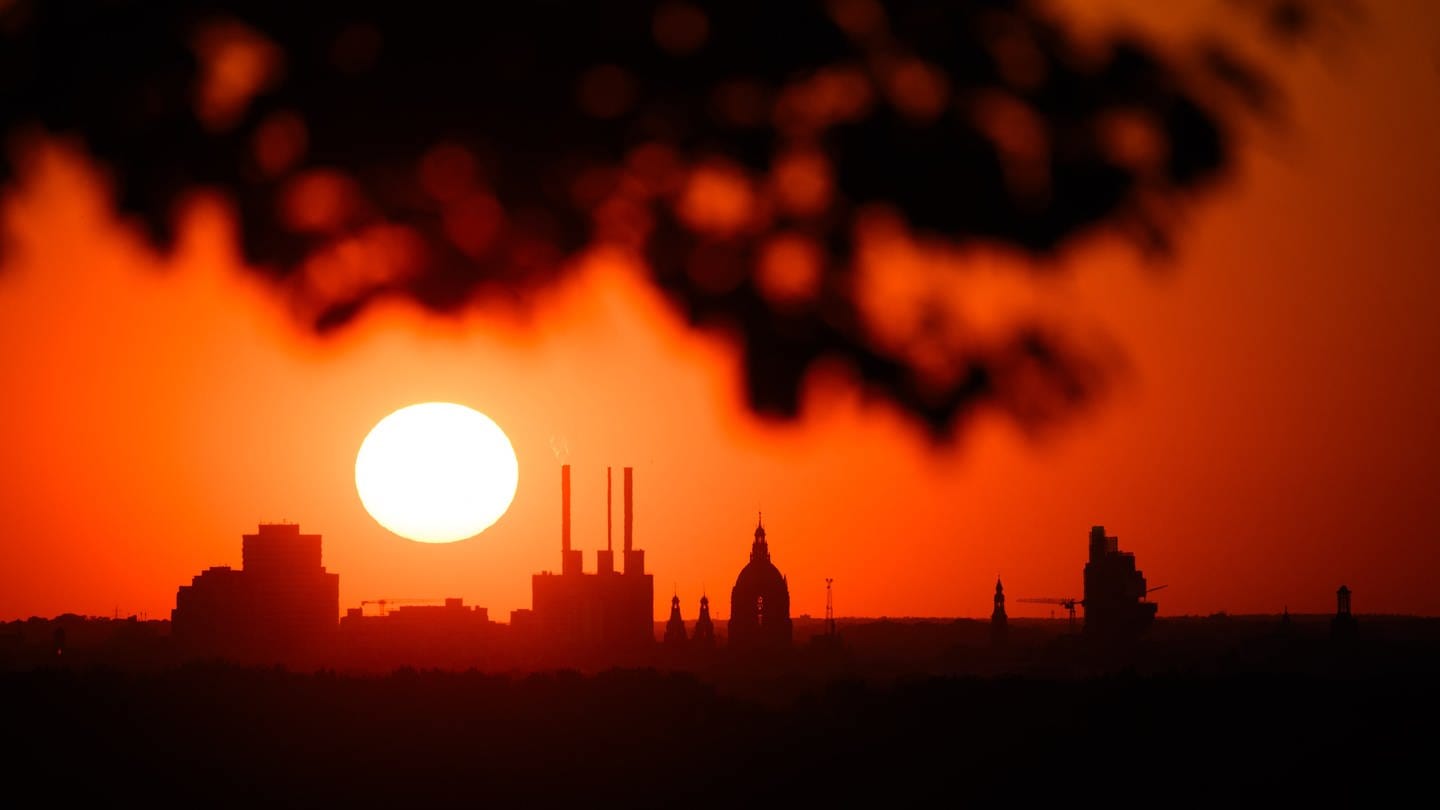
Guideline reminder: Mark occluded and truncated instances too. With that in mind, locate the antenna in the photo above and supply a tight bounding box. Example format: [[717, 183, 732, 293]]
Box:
[[825, 578, 835, 637]]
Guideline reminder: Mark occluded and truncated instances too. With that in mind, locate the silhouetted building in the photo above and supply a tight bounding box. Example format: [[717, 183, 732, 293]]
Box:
[[728, 515, 792, 653], [991, 578, 1008, 647], [1331, 585, 1358, 640], [1277, 606, 1293, 633], [339, 597, 494, 669], [172, 523, 339, 665], [1082, 525, 1158, 643], [664, 594, 687, 647], [692, 594, 716, 649], [530, 465, 655, 660], [0, 614, 172, 669]]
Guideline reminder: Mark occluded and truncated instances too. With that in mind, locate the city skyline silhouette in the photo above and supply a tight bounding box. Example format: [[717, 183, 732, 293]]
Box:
[[0, 484, 1400, 676], [5, 2, 1437, 802], [5, 495, 1433, 804]]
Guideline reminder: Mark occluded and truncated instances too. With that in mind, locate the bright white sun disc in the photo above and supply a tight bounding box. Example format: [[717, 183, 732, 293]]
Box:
[[355, 402, 519, 543]]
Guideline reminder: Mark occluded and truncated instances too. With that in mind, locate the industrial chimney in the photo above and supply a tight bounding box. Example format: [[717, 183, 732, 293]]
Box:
[[562, 464, 571, 552], [623, 466, 644, 576], [623, 466, 632, 554], [561, 464, 581, 576], [597, 466, 615, 575]]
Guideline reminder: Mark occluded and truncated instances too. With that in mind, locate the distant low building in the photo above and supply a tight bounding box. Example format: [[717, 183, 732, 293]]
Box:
[[0, 614, 171, 669], [339, 598, 494, 669], [1331, 585, 1358, 641]]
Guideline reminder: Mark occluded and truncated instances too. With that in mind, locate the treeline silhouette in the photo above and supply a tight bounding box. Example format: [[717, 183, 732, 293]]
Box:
[[6, 613, 1437, 801], [8, 612, 1440, 677], [8, 654, 1436, 805]]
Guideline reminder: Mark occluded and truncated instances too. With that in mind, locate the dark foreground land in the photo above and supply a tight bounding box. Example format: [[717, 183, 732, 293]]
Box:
[[5, 616, 1439, 805]]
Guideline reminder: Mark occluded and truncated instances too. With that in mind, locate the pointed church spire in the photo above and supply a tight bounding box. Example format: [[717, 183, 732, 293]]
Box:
[[693, 590, 715, 648], [991, 575, 1008, 646], [664, 591, 687, 646], [751, 513, 769, 561]]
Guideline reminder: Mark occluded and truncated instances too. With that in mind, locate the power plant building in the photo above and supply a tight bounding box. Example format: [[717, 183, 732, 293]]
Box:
[[530, 465, 654, 659]]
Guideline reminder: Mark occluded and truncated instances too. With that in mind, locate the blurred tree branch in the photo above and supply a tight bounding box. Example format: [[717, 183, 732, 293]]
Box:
[[0, 0, 1342, 441]]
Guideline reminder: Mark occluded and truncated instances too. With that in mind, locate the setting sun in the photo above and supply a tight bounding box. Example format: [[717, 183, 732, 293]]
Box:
[[355, 402, 519, 543]]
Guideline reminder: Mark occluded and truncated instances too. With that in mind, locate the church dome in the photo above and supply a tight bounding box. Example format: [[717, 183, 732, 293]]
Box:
[[734, 556, 787, 596], [728, 514, 792, 651], [732, 517, 787, 596]]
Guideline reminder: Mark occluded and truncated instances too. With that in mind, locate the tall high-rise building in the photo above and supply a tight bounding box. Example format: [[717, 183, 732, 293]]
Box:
[[1082, 525, 1158, 642], [172, 523, 339, 665]]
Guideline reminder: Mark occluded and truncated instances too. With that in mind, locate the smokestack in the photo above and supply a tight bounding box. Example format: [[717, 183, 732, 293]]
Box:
[[624, 467, 633, 554], [597, 465, 616, 575], [562, 464, 571, 553], [622, 466, 644, 576]]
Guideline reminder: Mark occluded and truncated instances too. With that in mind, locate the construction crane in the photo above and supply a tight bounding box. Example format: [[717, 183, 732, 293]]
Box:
[[1017, 596, 1082, 631], [359, 598, 444, 617], [1018, 586, 1167, 630]]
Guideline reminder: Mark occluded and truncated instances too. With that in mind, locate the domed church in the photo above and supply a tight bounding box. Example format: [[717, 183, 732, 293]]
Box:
[[728, 515, 792, 652]]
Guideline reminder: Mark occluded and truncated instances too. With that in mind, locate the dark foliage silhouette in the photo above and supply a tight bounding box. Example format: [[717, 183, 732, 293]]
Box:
[[7, 652, 1438, 804], [0, 0, 1340, 439]]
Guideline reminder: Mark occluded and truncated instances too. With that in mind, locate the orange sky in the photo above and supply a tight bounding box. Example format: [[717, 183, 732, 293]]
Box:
[[2, 1, 1438, 622]]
